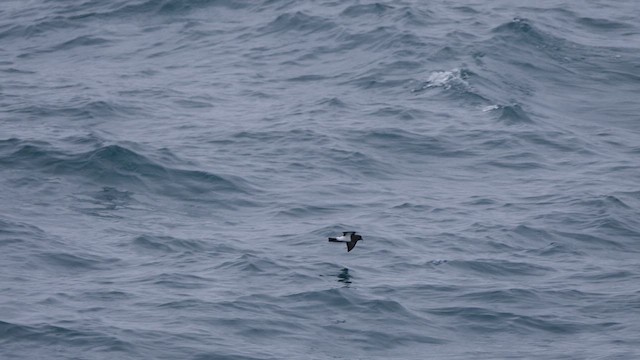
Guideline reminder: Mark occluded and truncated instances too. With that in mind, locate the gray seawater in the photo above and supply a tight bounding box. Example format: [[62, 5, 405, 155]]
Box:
[[1, 1, 640, 359]]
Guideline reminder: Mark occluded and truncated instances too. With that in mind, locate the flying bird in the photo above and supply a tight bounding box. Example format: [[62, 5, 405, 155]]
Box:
[[328, 231, 362, 252]]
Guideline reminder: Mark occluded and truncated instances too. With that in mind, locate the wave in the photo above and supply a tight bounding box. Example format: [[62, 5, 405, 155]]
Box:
[[426, 306, 594, 335], [0, 139, 256, 204], [260, 11, 336, 35], [132, 234, 206, 254], [340, 3, 395, 18], [447, 259, 553, 277], [491, 17, 551, 46], [0, 216, 49, 250], [413, 68, 470, 91], [360, 128, 475, 158], [411, 68, 492, 106], [0, 14, 83, 40], [65, 0, 250, 21], [0, 320, 134, 355], [7, 99, 137, 121], [38, 251, 119, 271]]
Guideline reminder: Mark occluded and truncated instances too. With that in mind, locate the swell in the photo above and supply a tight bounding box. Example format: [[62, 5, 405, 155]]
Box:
[[360, 128, 475, 158], [7, 99, 136, 120], [544, 194, 640, 251], [259, 11, 337, 36], [426, 306, 612, 335], [0, 216, 50, 250], [0, 320, 135, 354], [475, 15, 640, 121], [0, 138, 256, 203]]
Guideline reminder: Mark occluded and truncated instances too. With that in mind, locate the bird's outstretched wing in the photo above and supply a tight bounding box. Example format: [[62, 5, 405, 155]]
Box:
[[346, 241, 357, 252]]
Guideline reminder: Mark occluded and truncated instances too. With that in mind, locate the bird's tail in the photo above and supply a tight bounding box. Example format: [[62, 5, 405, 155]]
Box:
[[328, 237, 338, 242]]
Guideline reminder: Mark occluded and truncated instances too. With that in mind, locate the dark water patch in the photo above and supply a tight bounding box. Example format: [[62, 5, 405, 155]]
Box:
[[464, 197, 497, 206], [452, 6, 480, 14], [157, 298, 205, 309], [357, 298, 418, 318], [261, 11, 336, 35], [157, 0, 251, 14], [511, 314, 585, 334], [325, 147, 395, 178], [0, 217, 57, 254], [377, 60, 424, 75], [38, 252, 120, 271], [81, 290, 133, 301], [7, 99, 136, 120], [590, 217, 640, 243], [151, 272, 210, 289], [428, 45, 461, 62], [62, 0, 249, 22], [394, 6, 434, 27], [273, 204, 339, 219], [545, 224, 636, 252], [0, 67, 36, 75], [495, 104, 534, 125], [173, 98, 215, 109], [512, 225, 554, 242], [53, 35, 110, 51], [577, 17, 634, 31], [428, 307, 584, 335], [0, 138, 49, 161], [61, 132, 106, 150], [369, 105, 425, 121], [526, 241, 579, 257], [549, 195, 640, 244], [0, 320, 134, 353], [491, 17, 548, 45], [391, 202, 434, 212], [0, 16, 84, 40], [216, 254, 288, 274], [460, 288, 540, 304], [72, 186, 135, 212], [132, 234, 205, 254], [231, 128, 328, 145], [337, 25, 426, 53], [315, 96, 347, 108], [323, 325, 446, 349], [573, 269, 635, 281], [361, 128, 474, 158], [516, 130, 591, 154], [484, 158, 546, 170], [426, 306, 513, 332], [447, 259, 554, 277], [340, 3, 395, 18], [343, 74, 412, 91], [284, 288, 353, 309], [578, 195, 632, 210], [0, 216, 47, 239], [192, 352, 277, 360], [16, 36, 112, 59], [481, 16, 590, 86], [285, 74, 331, 82]]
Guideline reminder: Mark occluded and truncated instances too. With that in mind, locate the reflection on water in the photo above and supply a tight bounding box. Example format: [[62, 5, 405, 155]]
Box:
[[337, 268, 351, 286]]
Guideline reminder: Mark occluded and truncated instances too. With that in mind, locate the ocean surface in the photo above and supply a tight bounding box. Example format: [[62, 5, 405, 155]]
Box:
[[1, 1, 640, 359]]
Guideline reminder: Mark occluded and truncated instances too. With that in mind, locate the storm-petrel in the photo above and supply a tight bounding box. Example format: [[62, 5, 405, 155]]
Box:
[[328, 231, 362, 252]]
